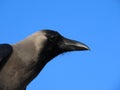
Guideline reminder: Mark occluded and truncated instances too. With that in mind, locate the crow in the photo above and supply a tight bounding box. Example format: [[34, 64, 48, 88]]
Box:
[[0, 30, 89, 90]]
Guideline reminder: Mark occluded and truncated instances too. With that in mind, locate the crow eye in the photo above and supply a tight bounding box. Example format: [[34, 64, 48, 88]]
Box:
[[47, 34, 58, 42], [50, 35, 56, 39]]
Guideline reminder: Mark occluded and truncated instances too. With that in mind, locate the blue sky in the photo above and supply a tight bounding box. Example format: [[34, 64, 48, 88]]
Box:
[[0, 0, 120, 90]]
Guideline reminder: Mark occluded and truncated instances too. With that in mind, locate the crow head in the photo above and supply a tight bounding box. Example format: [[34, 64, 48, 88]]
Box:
[[38, 30, 90, 62], [16, 29, 89, 64]]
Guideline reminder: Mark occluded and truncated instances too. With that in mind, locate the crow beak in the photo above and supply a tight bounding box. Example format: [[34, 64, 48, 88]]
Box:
[[62, 37, 90, 51]]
